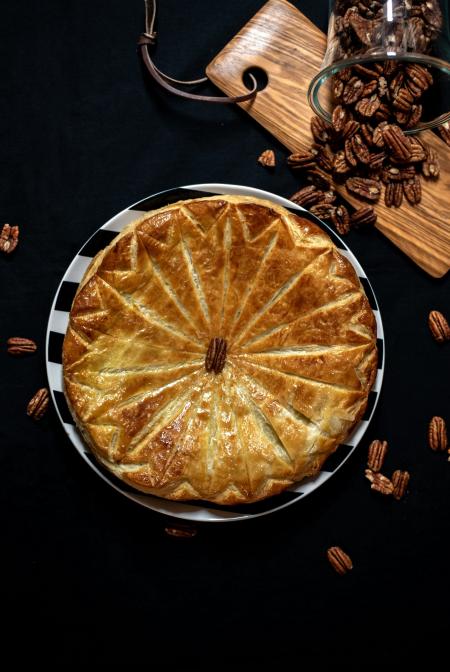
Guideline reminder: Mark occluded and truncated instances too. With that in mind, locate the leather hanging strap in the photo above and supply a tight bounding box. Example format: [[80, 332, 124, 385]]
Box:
[[138, 0, 258, 103]]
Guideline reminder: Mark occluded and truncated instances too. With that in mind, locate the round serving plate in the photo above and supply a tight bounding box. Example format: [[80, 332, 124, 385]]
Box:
[[46, 184, 384, 523]]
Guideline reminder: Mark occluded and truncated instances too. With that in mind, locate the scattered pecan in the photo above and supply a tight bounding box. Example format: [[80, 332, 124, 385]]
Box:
[[344, 137, 358, 167], [309, 202, 336, 221], [333, 150, 351, 175], [27, 388, 50, 420], [367, 439, 388, 472], [360, 123, 374, 147], [403, 175, 422, 205], [316, 145, 335, 172], [346, 177, 382, 201], [382, 125, 412, 162], [428, 310, 450, 343], [290, 185, 324, 207], [437, 121, 450, 147], [385, 181, 403, 208], [0, 224, 19, 254], [311, 116, 332, 144], [368, 151, 386, 171], [422, 146, 440, 178], [428, 416, 447, 452], [258, 149, 275, 167], [7, 337, 37, 356], [327, 546, 353, 575], [205, 337, 227, 374], [164, 525, 198, 538], [350, 205, 377, 227], [392, 470, 410, 501], [365, 469, 394, 495], [287, 150, 317, 170], [307, 167, 331, 189], [331, 205, 350, 235]]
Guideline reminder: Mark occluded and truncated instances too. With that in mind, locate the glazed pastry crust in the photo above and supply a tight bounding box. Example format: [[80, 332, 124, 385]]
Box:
[[63, 195, 377, 504]]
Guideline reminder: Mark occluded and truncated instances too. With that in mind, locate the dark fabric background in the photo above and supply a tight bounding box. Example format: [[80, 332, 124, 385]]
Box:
[[1, 0, 449, 664]]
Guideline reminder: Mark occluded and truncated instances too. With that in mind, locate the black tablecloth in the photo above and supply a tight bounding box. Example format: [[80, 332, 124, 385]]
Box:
[[1, 0, 449, 663]]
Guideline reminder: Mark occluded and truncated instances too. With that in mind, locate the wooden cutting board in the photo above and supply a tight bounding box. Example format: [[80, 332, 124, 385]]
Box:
[[206, 0, 450, 277]]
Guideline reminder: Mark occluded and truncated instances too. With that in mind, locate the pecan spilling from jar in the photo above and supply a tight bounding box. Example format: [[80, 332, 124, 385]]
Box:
[[392, 470, 410, 501], [327, 546, 353, 575], [7, 337, 37, 356], [367, 439, 388, 472], [428, 310, 450, 343], [0, 224, 19, 254], [287, 150, 318, 170], [346, 177, 382, 201], [350, 206, 377, 228], [27, 388, 50, 420], [365, 469, 394, 495], [205, 337, 227, 374], [428, 416, 448, 452]]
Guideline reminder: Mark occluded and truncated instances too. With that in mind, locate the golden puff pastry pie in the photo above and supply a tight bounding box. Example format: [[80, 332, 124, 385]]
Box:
[[63, 195, 377, 505]]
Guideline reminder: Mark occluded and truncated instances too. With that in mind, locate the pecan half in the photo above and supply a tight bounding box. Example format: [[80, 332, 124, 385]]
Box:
[[367, 439, 388, 472], [287, 150, 317, 170], [7, 337, 37, 356], [406, 104, 423, 129], [309, 203, 336, 221], [331, 205, 350, 235], [428, 310, 450, 343], [437, 121, 450, 147], [422, 147, 440, 178], [385, 181, 403, 208], [403, 175, 422, 205], [205, 337, 227, 374], [290, 185, 324, 207], [307, 167, 331, 190], [327, 546, 353, 575], [341, 119, 360, 140], [382, 125, 412, 162], [27, 388, 50, 420], [333, 150, 351, 175], [258, 149, 275, 167], [346, 176, 382, 201], [164, 525, 198, 538], [311, 116, 332, 144], [355, 94, 381, 117], [332, 105, 350, 133], [365, 469, 394, 495], [344, 137, 358, 167], [372, 121, 387, 148], [350, 205, 377, 227], [0, 224, 19, 254], [342, 76, 364, 105], [405, 63, 433, 93], [392, 470, 410, 501], [316, 145, 335, 172], [351, 134, 371, 164], [428, 416, 447, 451], [392, 87, 414, 113], [361, 80, 378, 98]]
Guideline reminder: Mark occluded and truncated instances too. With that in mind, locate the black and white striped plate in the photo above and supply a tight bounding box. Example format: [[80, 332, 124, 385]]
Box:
[[46, 184, 384, 523]]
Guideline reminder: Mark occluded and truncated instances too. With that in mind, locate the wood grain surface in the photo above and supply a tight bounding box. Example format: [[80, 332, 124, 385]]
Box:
[[206, 0, 450, 277]]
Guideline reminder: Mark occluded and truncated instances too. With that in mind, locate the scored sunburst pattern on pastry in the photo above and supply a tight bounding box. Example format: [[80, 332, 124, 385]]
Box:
[[63, 195, 377, 505]]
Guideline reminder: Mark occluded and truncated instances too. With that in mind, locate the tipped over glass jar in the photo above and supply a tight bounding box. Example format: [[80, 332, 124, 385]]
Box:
[[308, 0, 450, 133]]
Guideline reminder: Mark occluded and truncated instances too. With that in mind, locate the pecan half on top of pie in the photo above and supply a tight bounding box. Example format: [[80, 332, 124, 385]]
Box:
[[63, 195, 377, 505]]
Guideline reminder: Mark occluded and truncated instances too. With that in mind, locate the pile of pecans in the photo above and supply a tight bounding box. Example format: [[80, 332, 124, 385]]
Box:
[[288, 0, 448, 231]]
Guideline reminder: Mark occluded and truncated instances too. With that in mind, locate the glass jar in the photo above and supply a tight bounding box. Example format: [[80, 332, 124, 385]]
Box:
[[308, 0, 450, 133]]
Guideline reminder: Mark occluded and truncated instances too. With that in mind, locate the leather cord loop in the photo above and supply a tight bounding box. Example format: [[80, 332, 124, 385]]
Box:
[[138, 0, 258, 104]]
